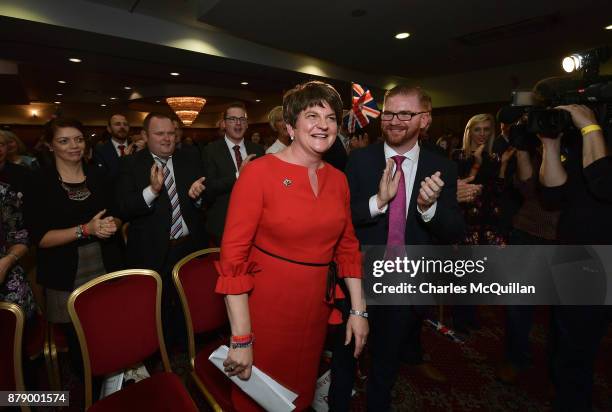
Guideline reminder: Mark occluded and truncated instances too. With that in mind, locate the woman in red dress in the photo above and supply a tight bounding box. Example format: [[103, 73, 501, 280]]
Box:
[[215, 81, 369, 411]]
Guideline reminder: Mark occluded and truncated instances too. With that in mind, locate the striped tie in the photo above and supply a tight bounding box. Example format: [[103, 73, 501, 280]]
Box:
[[157, 158, 184, 239]]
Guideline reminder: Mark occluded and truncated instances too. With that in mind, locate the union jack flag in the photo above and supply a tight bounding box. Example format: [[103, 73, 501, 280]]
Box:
[[344, 83, 380, 134]]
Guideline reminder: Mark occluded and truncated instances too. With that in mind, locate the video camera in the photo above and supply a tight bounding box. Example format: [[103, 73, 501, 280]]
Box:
[[498, 46, 611, 149]]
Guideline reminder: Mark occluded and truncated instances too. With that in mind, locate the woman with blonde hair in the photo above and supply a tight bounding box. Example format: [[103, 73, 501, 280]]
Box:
[[460, 113, 496, 165], [452, 113, 515, 245], [1, 130, 39, 170], [265, 105, 291, 154]]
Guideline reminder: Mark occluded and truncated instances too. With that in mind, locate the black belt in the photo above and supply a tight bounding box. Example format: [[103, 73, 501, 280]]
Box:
[[253, 245, 337, 303]]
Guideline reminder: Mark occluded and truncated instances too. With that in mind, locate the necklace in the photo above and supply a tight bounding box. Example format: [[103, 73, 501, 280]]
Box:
[[59, 175, 91, 201]]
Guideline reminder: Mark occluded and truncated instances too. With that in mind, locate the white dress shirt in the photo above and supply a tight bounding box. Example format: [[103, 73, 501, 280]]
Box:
[[266, 139, 288, 154], [225, 136, 247, 178], [368, 142, 437, 222], [142, 154, 190, 237], [111, 138, 127, 157]]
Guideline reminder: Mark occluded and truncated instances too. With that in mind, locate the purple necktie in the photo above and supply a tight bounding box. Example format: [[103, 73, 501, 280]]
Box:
[[387, 155, 407, 246]]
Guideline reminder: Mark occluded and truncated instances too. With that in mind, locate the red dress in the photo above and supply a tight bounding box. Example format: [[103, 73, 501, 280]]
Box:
[[215, 155, 362, 411]]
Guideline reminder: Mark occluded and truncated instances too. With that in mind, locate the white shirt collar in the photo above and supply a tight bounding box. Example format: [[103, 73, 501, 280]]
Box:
[[224, 135, 245, 150], [383, 141, 420, 163], [150, 152, 172, 164], [111, 137, 127, 152]]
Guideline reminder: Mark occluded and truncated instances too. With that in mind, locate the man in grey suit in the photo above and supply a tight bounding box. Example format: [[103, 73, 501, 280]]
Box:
[[203, 102, 265, 244]]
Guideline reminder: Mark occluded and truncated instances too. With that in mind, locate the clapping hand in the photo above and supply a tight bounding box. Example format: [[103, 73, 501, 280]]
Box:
[[473, 144, 485, 165], [376, 159, 402, 209], [150, 163, 164, 194], [457, 176, 482, 203], [238, 154, 256, 174], [417, 172, 444, 212], [188, 177, 206, 199], [87, 210, 118, 239]]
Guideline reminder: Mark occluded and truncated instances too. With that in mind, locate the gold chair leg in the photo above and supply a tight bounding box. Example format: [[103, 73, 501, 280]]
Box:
[[43, 322, 58, 390], [47, 323, 61, 390]]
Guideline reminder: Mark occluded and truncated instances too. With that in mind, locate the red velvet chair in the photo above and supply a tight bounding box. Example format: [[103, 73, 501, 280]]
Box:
[[67, 269, 198, 411], [173, 248, 235, 412], [0, 301, 30, 412]]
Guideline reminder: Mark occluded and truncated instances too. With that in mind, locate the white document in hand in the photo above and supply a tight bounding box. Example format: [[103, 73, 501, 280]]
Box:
[[209, 345, 298, 412]]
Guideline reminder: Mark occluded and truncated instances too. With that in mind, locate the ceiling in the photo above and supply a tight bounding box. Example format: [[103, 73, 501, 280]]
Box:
[[0, 14, 349, 109], [0, 0, 611, 115], [86, 0, 612, 77]]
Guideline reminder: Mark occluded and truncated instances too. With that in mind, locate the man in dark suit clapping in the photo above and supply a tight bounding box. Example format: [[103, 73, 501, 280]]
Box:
[[202, 102, 265, 244], [117, 112, 206, 344], [329, 86, 465, 412]]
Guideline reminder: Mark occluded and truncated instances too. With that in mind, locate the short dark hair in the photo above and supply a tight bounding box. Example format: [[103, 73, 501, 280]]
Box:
[[107, 113, 128, 126], [143, 112, 172, 133], [44, 117, 85, 143], [283, 81, 343, 127], [222, 102, 247, 120], [384, 85, 432, 111]]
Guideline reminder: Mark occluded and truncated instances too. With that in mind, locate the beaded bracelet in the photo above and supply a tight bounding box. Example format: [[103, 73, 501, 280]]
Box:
[[81, 224, 90, 237], [230, 341, 254, 349]]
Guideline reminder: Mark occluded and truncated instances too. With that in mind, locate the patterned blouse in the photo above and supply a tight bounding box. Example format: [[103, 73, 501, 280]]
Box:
[[0, 181, 36, 318]]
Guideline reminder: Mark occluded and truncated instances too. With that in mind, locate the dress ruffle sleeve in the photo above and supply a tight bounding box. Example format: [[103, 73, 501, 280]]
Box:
[[334, 176, 363, 279], [214, 161, 264, 296], [214, 260, 259, 295]]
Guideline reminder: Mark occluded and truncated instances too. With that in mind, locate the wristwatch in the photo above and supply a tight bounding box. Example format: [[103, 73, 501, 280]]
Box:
[[349, 309, 368, 318], [76, 225, 84, 240]]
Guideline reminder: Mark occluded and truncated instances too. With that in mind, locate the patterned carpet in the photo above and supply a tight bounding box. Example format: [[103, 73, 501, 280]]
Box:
[[345, 307, 611, 412], [32, 307, 611, 411]]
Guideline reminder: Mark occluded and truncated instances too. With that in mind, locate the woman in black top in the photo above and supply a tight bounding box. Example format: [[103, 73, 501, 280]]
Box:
[[451, 113, 515, 246], [27, 118, 123, 323]]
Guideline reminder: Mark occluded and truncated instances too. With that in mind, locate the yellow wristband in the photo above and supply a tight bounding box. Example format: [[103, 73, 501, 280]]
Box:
[[580, 124, 602, 136]]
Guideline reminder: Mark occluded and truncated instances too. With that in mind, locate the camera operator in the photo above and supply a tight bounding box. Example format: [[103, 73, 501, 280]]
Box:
[[538, 103, 610, 412], [497, 135, 560, 383], [557, 104, 612, 202]]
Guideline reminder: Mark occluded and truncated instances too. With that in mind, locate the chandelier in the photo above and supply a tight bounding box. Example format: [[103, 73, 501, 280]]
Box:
[[165, 97, 207, 126]]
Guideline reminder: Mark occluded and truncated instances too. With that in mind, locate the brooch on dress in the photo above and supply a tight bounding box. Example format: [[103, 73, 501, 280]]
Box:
[[283, 178, 292, 187]]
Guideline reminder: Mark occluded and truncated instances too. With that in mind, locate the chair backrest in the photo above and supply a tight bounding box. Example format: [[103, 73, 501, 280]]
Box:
[[173, 248, 227, 367], [0, 301, 29, 412], [67, 269, 171, 409]]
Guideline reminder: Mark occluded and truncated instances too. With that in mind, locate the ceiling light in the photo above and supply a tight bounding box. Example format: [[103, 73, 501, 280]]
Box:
[[395, 32, 410, 39], [100, 104, 107, 107], [155, 100, 161, 103], [170, 72, 180, 76], [58, 80, 67, 84], [124, 86, 132, 90], [56, 93, 63, 96], [69, 58, 82, 63], [241, 81, 249, 85], [110, 97, 117, 100], [54, 101, 61, 104], [166, 97, 207, 127], [606, 25, 612, 30], [255, 99, 261, 102]]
